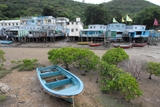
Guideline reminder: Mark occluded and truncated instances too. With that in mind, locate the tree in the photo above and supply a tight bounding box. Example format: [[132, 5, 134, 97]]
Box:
[[134, 6, 160, 29], [109, 10, 123, 23], [100, 61, 143, 100], [48, 47, 78, 70], [102, 47, 129, 65], [74, 48, 100, 76], [84, 4, 111, 25], [144, 62, 160, 79], [118, 57, 146, 80]]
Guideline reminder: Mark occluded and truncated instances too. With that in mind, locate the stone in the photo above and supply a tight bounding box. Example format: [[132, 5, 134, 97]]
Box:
[[0, 82, 10, 93]]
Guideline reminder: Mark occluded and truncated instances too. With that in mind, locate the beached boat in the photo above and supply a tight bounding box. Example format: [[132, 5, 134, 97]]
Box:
[[77, 41, 92, 45], [36, 65, 84, 103], [112, 43, 132, 49], [89, 43, 102, 47], [0, 40, 13, 44], [132, 43, 146, 47]]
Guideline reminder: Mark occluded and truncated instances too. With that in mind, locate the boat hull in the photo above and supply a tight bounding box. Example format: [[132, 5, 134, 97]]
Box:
[[0, 40, 13, 44], [89, 43, 102, 47], [78, 41, 92, 45], [36, 65, 84, 103], [132, 43, 146, 47], [112, 43, 132, 49]]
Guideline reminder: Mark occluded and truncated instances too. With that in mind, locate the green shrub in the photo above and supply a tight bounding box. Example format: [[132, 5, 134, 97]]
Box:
[[48, 47, 100, 74], [102, 47, 129, 65], [74, 48, 100, 75], [48, 47, 79, 70], [100, 61, 143, 100], [144, 62, 160, 79], [11, 59, 41, 71], [0, 50, 6, 70], [0, 68, 11, 79], [0, 94, 7, 102]]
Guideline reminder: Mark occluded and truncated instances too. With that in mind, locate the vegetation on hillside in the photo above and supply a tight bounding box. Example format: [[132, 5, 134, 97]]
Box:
[[0, 0, 160, 29]]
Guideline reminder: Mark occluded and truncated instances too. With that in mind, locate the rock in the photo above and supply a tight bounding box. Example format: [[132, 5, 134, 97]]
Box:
[[0, 82, 10, 93], [10, 94, 17, 98]]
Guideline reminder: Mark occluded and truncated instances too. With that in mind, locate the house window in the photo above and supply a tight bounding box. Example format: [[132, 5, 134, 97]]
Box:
[[32, 20, 34, 23], [48, 20, 51, 22], [76, 22, 78, 25], [13, 23, 14, 26], [72, 22, 74, 25], [100, 26, 102, 28], [42, 26, 44, 29], [71, 29, 74, 32], [90, 26, 92, 29], [48, 26, 50, 29], [76, 29, 78, 31], [135, 27, 137, 29], [94, 26, 95, 28], [16, 23, 18, 25]]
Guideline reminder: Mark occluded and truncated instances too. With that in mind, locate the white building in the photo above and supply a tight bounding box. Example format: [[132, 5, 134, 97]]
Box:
[[66, 18, 83, 41], [88, 24, 106, 30], [0, 20, 21, 27], [106, 23, 126, 31]]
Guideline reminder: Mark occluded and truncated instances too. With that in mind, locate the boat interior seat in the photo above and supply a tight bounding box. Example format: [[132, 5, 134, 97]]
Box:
[[40, 71, 61, 78], [45, 75, 67, 83], [45, 78, 72, 89]]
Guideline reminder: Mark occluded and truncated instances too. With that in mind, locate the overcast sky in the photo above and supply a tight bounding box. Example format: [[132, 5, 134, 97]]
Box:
[[73, 0, 160, 6]]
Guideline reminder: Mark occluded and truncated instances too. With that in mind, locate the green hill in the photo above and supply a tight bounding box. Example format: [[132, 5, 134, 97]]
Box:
[[0, 0, 159, 23]]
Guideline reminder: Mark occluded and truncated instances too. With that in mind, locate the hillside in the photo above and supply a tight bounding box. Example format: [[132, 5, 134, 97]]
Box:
[[105, 0, 159, 16], [0, 0, 159, 23]]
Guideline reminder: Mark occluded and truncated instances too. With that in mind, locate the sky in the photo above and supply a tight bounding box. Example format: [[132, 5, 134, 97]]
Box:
[[73, 0, 160, 6]]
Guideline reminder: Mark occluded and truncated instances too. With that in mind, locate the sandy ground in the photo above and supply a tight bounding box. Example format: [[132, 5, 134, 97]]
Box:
[[0, 41, 160, 107]]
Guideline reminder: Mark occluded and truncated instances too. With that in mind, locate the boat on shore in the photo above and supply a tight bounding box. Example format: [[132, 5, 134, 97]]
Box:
[[77, 41, 92, 45], [36, 65, 84, 103], [89, 43, 102, 47], [132, 43, 146, 47], [0, 40, 13, 44], [112, 43, 132, 49]]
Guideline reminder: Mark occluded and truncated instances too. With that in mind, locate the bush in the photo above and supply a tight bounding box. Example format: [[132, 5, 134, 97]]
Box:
[[74, 48, 100, 75], [100, 61, 143, 100], [0, 94, 7, 102], [48, 47, 79, 70], [0, 68, 11, 79], [0, 50, 6, 70], [48, 47, 100, 74], [144, 62, 160, 79], [11, 59, 41, 71], [102, 47, 129, 65]]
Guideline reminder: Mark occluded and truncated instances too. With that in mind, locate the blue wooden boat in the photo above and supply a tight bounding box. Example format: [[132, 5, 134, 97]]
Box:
[[36, 65, 84, 103], [0, 40, 13, 44]]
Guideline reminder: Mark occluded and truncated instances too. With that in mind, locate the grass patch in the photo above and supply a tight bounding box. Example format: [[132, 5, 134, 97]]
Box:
[[0, 68, 11, 79], [11, 59, 45, 71], [0, 94, 7, 102]]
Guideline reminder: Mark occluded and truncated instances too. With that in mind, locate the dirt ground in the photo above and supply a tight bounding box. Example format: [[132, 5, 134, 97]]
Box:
[[0, 41, 160, 107]]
